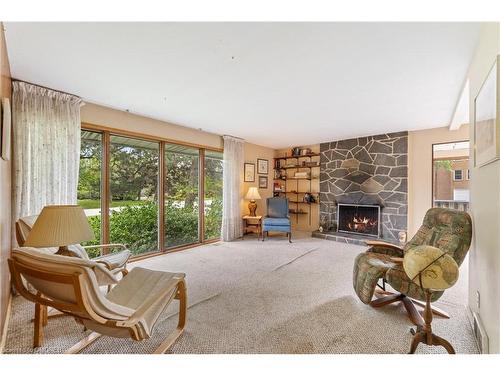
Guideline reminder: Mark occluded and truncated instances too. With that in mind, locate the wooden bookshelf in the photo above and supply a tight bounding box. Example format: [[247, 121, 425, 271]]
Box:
[[273, 152, 320, 224], [274, 153, 320, 160]]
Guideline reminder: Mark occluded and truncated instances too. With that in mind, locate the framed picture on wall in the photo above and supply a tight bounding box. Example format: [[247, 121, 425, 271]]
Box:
[[257, 158, 268, 174], [258, 175, 268, 189], [474, 56, 500, 167], [244, 162, 255, 182]]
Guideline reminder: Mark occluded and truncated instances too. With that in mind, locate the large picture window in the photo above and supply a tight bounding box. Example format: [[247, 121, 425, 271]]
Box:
[[164, 144, 200, 248], [109, 135, 159, 255], [78, 126, 222, 256], [204, 150, 223, 240]]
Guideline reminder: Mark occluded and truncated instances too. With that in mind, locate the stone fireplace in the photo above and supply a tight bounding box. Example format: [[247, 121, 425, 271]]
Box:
[[314, 131, 408, 244]]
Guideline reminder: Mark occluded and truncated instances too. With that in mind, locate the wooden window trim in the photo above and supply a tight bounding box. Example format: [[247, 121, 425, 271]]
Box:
[[81, 123, 223, 258], [82, 122, 223, 153], [199, 148, 205, 243]]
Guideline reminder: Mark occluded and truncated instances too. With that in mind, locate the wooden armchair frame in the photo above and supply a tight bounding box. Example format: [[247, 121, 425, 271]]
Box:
[[8, 252, 186, 354]]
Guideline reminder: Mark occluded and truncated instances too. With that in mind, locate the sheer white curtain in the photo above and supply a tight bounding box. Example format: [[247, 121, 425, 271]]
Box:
[[12, 81, 83, 221], [221, 135, 244, 241]]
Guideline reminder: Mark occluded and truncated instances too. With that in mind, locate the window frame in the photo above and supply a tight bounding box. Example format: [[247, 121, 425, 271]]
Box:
[[107, 133, 161, 256], [453, 169, 463, 181], [81, 122, 223, 257], [431, 140, 469, 209]]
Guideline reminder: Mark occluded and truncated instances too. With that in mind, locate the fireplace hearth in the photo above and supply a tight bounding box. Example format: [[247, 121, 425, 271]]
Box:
[[337, 204, 380, 238]]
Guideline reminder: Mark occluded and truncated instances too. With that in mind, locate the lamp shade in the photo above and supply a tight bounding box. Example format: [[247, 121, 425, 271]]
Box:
[[24, 205, 94, 247], [245, 187, 261, 201], [403, 245, 459, 291]]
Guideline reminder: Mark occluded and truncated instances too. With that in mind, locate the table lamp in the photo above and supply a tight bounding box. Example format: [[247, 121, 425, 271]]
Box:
[[403, 245, 459, 354], [245, 187, 261, 216], [24, 205, 94, 256]]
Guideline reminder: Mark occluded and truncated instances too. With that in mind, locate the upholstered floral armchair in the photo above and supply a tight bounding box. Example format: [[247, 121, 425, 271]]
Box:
[[352, 207, 472, 324]]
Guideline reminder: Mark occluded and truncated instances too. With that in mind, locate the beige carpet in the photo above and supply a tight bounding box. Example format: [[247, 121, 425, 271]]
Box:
[[3, 233, 479, 354]]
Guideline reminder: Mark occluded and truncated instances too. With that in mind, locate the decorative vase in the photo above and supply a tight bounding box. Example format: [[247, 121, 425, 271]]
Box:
[[248, 200, 257, 216]]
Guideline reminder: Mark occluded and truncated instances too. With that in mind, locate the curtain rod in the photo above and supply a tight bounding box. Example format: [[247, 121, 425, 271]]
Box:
[[223, 134, 245, 141], [12, 78, 82, 99]]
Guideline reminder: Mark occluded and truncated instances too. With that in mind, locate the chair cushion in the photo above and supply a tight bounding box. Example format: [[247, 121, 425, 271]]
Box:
[[12, 247, 128, 319], [68, 244, 91, 260], [263, 217, 290, 226], [385, 263, 443, 302], [106, 267, 185, 338], [106, 267, 184, 310], [16, 246, 118, 288]]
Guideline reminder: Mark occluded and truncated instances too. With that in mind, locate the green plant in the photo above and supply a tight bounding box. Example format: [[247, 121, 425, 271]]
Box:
[[165, 201, 199, 247], [434, 160, 453, 171], [204, 197, 222, 239], [82, 200, 223, 256]]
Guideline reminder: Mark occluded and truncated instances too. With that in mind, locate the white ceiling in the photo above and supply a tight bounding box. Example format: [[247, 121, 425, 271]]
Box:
[[5, 22, 480, 148]]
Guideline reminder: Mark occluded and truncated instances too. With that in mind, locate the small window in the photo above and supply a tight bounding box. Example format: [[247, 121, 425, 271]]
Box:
[[453, 170, 463, 181]]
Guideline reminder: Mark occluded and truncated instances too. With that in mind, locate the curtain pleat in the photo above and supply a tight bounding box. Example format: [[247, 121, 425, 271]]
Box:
[[12, 81, 83, 224], [221, 135, 244, 241]]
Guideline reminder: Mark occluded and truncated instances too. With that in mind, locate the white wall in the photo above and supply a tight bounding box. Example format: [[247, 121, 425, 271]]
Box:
[[467, 23, 500, 353]]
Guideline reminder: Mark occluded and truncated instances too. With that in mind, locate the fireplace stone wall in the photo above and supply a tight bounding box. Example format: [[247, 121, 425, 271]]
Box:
[[319, 131, 408, 241]]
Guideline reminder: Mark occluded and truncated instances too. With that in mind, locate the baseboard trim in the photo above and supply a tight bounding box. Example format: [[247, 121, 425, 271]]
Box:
[[466, 304, 483, 354], [0, 292, 12, 354]]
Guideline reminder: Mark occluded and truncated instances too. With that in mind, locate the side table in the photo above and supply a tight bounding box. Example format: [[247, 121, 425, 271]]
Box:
[[242, 215, 262, 240]]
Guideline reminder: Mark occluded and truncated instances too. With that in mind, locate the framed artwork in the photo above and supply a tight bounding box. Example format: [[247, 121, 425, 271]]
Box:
[[258, 175, 268, 189], [257, 158, 268, 174], [244, 162, 255, 182], [474, 56, 500, 167], [1, 98, 11, 161]]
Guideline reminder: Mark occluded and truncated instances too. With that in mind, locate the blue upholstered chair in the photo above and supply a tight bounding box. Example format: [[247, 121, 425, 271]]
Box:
[[262, 197, 292, 242]]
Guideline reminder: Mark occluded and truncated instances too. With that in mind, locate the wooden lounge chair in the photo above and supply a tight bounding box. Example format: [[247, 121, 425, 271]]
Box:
[[15, 215, 133, 346], [9, 247, 187, 354]]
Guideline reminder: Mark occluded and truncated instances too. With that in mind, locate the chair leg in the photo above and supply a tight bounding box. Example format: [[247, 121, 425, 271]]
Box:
[[31, 307, 67, 325], [411, 298, 450, 319], [65, 331, 102, 354], [371, 292, 425, 327], [288, 232, 292, 243], [154, 279, 187, 354], [401, 296, 425, 327], [370, 293, 404, 308], [33, 302, 44, 348]]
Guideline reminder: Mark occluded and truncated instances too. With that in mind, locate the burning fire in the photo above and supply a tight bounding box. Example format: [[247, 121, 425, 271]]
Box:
[[347, 215, 377, 233]]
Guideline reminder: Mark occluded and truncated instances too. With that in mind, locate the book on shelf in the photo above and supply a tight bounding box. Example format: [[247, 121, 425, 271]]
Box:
[[294, 171, 310, 178], [273, 182, 284, 192]]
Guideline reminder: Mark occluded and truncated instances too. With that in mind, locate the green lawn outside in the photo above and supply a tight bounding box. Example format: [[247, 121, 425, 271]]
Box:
[[78, 199, 150, 209]]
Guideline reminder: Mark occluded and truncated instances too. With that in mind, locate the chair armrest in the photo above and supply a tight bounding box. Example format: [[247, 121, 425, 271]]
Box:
[[365, 240, 403, 251], [83, 243, 128, 256], [93, 249, 132, 271], [365, 240, 404, 257]]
